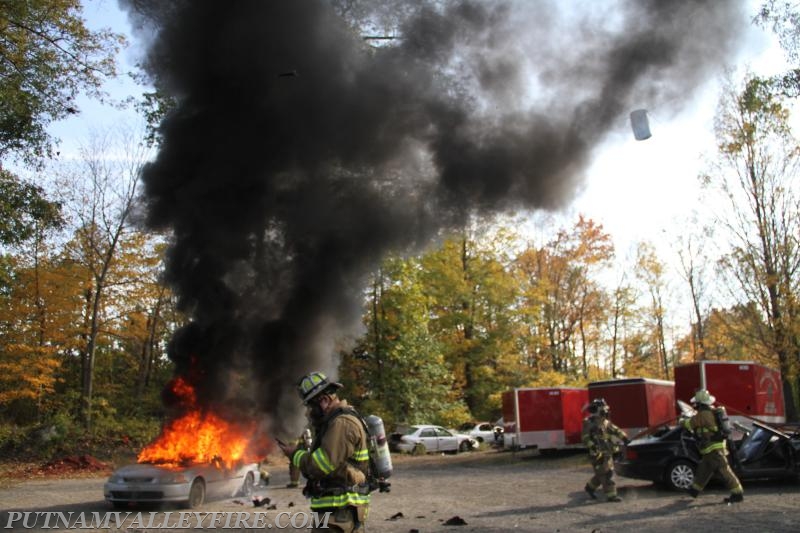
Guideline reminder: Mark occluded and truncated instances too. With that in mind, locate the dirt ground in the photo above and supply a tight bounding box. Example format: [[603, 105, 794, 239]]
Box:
[[1, 448, 799, 532]]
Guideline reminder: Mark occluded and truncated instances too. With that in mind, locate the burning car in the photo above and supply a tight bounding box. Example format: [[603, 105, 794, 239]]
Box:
[[104, 460, 259, 509], [105, 376, 268, 509], [615, 401, 800, 490]]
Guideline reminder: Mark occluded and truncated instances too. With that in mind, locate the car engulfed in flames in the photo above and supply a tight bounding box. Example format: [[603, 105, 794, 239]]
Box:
[[104, 377, 268, 509]]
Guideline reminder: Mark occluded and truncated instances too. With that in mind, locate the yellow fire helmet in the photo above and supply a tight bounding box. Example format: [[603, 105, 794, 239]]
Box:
[[297, 371, 342, 405]]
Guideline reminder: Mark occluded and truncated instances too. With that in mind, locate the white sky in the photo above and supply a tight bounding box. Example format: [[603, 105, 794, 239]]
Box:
[[43, 0, 791, 326]]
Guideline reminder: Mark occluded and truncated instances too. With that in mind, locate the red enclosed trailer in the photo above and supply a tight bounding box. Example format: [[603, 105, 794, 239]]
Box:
[[501, 387, 588, 450], [674, 361, 785, 424], [588, 378, 676, 438]]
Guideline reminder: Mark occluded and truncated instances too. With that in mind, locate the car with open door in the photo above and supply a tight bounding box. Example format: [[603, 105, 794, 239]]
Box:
[[615, 401, 800, 490]]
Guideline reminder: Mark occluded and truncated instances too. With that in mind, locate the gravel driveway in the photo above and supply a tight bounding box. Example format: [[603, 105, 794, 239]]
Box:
[[1, 449, 798, 532]]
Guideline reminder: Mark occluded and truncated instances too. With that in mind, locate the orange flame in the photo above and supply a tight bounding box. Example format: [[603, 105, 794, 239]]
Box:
[[138, 376, 264, 468]]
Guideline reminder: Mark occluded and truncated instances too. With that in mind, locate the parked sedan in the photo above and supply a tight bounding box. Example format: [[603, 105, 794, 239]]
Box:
[[104, 461, 259, 509], [457, 421, 504, 443], [390, 425, 478, 454], [616, 418, 800, 491]]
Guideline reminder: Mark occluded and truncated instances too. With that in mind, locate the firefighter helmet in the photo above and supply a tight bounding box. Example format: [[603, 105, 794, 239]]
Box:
[[691, 389, 715, 406], [588, 398, 610, 415], [297, 371, 342, 405]]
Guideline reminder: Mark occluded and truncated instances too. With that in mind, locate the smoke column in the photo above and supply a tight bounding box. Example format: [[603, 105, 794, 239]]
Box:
[[119, 0, 747, 431]]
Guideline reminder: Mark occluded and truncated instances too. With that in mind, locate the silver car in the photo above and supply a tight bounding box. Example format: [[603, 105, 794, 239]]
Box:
[[392, 424, 477, 454], [104, 461, 259, 509]]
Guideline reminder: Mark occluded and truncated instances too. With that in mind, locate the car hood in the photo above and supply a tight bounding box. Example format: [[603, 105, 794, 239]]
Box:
[[110, 462, 256, 478]]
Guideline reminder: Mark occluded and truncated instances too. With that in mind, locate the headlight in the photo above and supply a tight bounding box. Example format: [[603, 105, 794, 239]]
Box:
[[159, 472, 189, 484], [108, 475, 124, 484]]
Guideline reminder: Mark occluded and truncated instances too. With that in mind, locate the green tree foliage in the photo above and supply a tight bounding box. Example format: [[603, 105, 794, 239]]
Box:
[[341, 256, 468, 429], [0, 0, 123, 165], [421, 227, 526, 421], [0, 169, 62, 246]]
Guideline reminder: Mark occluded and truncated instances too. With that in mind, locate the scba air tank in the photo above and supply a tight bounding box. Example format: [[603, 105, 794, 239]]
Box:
[[365, 414, 393, 480]]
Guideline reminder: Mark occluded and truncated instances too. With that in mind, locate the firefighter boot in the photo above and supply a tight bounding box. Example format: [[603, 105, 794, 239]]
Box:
[[584, 484, 597, 500], [724, 493, 744, 504], [606, 494, 622, 503], [687, 487, 700, 499]]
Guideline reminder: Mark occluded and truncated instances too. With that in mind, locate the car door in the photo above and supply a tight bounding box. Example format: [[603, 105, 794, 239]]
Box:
[[435, 427, 458, 452], [418, 427, 439, 452]]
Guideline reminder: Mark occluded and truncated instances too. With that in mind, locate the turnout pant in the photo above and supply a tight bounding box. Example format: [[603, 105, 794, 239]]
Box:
[[691, 448, 743, 494], [587, 455, 617, 497], [313, 506, 368, 533]]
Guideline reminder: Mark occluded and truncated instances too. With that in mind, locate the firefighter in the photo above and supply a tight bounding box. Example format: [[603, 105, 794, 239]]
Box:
[[582, 398, 629, 502], [682, 389, 744, 503], [278, 371, 370, 533], [287, 428, 313, 488]]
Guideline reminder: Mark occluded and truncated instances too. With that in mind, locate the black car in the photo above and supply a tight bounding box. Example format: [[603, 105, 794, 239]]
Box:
[[616, 418, 800, 490]]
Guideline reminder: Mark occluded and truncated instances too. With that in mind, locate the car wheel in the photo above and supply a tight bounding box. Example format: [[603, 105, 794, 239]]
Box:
[[241, 472, 255, 497], [412, 443, 427, 455], [187, 478, 206, 509], [666, 460, 695, 491], [459, 440, 473, 453], [110, 501, 128, 510]]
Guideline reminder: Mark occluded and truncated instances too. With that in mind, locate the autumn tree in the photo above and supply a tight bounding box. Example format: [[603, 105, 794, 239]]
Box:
[[607, 272, 637, 378], [632, 242, 672, 379], [0, 0, 123, 166], [515, 216, 614, 378], [674, 221, 714, 362], [55, 126, 148, 429], [702, 76, 800, 419], [420, 223, 523, 421]]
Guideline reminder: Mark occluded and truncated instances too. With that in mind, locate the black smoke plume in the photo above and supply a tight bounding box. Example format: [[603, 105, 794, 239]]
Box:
[[119, 0, 746, 432]]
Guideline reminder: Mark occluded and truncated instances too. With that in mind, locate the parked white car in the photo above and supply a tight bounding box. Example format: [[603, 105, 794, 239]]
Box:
[[457, 421, 503, 443], [390, 425, 477, 454]]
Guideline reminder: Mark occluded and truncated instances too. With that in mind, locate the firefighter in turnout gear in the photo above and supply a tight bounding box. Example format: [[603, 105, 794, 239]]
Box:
[[582, 398, 629, 502], [682, 389, 744, 503], [278, 372, 370, 532]]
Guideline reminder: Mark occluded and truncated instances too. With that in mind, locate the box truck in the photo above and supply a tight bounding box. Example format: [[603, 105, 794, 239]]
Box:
[[501, 387, 588, 450], [588, 378, 676, 438], [674, 361, 785, 424]]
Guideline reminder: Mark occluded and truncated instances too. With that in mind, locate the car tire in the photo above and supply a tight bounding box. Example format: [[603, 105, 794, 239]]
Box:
[[459, 440, 473, 453], [241, 472, 255, 497], [187, 478, 206, 509], [412, 443, 427, 455], [110, 501, 127, 510], [666, 460, 695, 491]]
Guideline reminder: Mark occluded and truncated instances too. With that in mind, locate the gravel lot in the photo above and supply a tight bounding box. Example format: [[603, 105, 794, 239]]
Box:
[[1, 449, 799, 532]]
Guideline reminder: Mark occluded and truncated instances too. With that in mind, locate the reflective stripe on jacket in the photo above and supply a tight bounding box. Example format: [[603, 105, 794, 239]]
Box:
[[292, 403, 370, 509], [683, 408, 726, 455]]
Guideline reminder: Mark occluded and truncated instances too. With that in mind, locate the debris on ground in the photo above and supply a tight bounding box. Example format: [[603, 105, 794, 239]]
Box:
[[41, 455, 109, 475], [386, 512, 404, 521], [252, 496, 271, 507], [443, 515, 467, 526]]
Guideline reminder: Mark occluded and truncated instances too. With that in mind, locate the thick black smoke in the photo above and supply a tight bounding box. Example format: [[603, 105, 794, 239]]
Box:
[[119, 0, 746, 431]]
